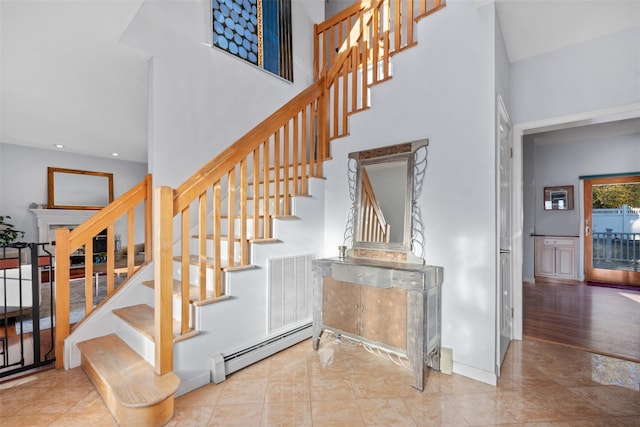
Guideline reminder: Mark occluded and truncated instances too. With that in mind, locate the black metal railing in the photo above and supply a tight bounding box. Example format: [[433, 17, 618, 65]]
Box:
[[0, 243, 55, 378], [593, 230, 640, 272]]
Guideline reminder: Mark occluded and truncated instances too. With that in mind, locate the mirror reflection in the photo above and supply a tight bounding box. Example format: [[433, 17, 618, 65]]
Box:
[[357, 160, 408, 244]]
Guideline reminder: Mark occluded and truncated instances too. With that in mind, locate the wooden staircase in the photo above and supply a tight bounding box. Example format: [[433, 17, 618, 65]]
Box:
[[52, 1, 447, 425]]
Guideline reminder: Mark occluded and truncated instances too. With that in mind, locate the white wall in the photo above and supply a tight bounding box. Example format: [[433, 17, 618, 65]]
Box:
[[511, 26, 640, 124], [512, 22, 639, 288], [0, 143, 148, 244], [121, 0, 324, 188], [521, 129, 640, 280], [323, 1, 499, 382]]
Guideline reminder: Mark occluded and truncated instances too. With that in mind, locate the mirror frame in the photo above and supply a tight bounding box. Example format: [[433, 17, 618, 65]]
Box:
[[48, 167, 114, 210], [345, 139, 428, 264]]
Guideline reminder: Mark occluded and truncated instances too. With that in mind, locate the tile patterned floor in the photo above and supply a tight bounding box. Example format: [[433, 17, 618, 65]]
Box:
[[1, 337, 639, 426]]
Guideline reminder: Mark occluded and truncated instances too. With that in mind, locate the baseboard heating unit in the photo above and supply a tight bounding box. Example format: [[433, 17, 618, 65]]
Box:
[[210, 323, 312, 383]]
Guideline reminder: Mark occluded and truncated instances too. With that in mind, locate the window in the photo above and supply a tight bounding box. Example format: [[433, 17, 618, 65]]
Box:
[[212, 0, 293, 82]]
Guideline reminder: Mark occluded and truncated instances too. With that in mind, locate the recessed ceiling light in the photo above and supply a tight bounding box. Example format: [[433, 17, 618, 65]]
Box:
[[54, 144, 65, 149], [111, 152, 119, 157]]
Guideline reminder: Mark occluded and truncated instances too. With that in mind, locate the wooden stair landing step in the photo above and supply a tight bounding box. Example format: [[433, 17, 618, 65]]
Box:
[[77, 333, 180, 426]]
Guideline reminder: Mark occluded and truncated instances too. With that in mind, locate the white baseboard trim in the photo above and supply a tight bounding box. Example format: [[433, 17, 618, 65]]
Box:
[[452, 361, 497, 386]]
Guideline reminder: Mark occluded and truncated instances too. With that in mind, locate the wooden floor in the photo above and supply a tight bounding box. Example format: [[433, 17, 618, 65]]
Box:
[[524, 278, 640, 362]]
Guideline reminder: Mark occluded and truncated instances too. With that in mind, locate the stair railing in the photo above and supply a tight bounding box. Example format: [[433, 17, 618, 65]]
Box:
[[317, 0, 444, 141], [54, 174, 153, 368], [153, 0, 445, 377]]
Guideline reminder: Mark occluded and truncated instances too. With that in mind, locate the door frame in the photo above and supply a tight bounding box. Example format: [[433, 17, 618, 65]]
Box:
[[510, 103, 640, 340], [583, 174, 640, 285]]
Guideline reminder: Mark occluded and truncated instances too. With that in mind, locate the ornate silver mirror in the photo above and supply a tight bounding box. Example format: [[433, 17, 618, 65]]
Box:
[[344, 139, 428, 263]]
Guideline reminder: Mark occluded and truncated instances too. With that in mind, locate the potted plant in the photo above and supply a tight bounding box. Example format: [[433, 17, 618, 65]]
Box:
[[0, 215, 25, 246]]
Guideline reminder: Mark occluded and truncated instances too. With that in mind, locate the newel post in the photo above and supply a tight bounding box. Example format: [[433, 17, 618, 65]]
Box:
[[54, 227, 71, 369], [154, 186, 174, 375]]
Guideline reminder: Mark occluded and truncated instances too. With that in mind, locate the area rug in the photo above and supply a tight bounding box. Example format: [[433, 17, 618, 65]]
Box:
[[587, 281, 640, 291], [15, 277, 110, 334], [16, 309, 86, 334]]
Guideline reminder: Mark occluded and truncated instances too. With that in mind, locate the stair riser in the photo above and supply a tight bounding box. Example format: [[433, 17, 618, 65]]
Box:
[[205, 217, 266, 239], [180, 263, 225, 290], [200, 199, 283, 229], [186, 240, 245, 263]]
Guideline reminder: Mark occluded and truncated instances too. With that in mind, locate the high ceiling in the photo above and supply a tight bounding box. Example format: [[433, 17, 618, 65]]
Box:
[[1, 1, 638, 163]]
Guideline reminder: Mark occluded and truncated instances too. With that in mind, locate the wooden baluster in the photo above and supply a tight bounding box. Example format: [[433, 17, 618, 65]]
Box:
[[329, 28, 335, 69], [332, 65, 339, 139], [273, 132, 281, 217], [372, 6, 379, 83], [301, 105, 308, 195], [383, 31, 390, 80], [394, 0, 401, 51], [320, 94, 328, 174], [406, 0, 415, 46], [253, 147, 260, 240], [198, 193, 207, 300], [213, 183, 222, 297], [313, 23, 319, 80], [85, 243, 94, 315], [362, 40, 369, 108], [144, 174, 153, 263], [292, 114, 299, 196], [127, 207, 135, 277], [351, 45, 358, 112], [105, 225, 115, 295], [341, 52, 348, 135], [240, 158, 248, 265], [283, 122, 290, 215], [227, 167, 236, 267], [262, 140, 271, 238], [180, 205, 193, 311]]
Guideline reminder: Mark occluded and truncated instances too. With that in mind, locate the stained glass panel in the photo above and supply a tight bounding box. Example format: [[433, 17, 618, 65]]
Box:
[[212, 0, 292, 81]]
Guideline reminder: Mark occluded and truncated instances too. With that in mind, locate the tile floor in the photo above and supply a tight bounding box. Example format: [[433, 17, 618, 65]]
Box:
[[0, 337, 639, 426]]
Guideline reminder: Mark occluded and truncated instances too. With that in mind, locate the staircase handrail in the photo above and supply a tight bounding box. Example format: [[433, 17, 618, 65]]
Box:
[[173, 81, 325, 214], [55, 174, 153, 368]]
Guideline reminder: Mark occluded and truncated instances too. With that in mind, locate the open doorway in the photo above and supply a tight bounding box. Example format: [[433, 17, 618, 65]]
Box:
[[511, 106, 640, 340]]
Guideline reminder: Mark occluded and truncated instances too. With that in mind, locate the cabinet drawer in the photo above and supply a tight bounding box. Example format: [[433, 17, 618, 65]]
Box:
[[331, 263, 393, 288], [543, 238, 574, 246]]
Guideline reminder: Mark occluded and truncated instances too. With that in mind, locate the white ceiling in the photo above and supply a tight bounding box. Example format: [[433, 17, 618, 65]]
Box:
[[1, 1, 638, 163], [495, 0, 640, 62]]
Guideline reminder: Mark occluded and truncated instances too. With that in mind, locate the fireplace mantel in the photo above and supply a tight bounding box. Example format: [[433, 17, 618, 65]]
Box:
[[30, 208, 97, 245]]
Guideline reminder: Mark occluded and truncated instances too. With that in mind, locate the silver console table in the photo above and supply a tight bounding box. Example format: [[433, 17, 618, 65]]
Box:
[[312, 257, 443, 391]]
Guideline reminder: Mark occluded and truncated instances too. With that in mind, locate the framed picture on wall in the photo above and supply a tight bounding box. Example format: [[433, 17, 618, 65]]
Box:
[[544, 185, 574, 210]]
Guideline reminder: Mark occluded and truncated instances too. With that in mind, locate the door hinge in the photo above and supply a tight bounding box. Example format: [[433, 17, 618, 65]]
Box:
[[511, 308, 514, 319], [509, 148, 513, 158]]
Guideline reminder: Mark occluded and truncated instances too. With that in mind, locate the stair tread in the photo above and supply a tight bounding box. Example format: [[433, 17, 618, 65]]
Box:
[[141, 279, 214, 302], [112, 304, 194, 341], [77, 333, 179, 408]]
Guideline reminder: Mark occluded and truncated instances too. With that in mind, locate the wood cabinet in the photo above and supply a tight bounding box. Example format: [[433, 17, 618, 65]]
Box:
[[323, 277, 407, 349], [534, 236, 577, 280], [312, 257, 443, 391]]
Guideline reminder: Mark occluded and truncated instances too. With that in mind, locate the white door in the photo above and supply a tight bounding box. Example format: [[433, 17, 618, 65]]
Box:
[[497, 96, 512, 370]]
